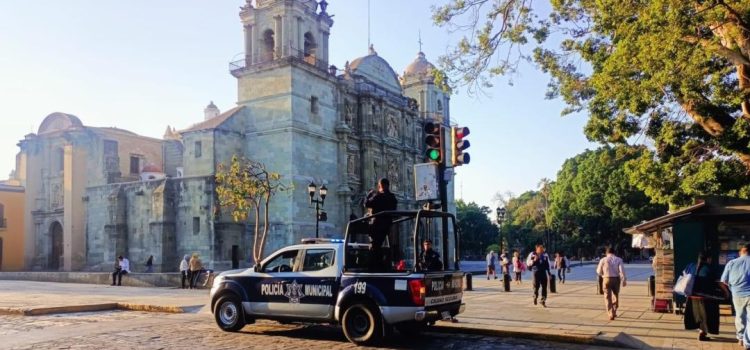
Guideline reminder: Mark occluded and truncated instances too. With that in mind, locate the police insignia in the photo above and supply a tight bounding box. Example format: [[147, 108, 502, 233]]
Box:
[[284, 280, 306, 303]]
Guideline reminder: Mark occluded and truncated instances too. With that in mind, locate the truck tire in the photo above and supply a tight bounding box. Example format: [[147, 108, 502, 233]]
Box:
[[342, 303, 383, 345], [214, 294, 246, 332]]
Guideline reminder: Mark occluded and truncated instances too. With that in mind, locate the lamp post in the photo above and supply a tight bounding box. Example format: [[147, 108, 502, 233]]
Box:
[[496, 207, 506, 252], [308, 182, 327, 238]]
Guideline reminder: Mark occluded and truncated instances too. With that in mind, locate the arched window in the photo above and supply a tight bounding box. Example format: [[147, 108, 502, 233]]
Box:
[[303, 32, 317, 64], [262, 29, 275, 61]]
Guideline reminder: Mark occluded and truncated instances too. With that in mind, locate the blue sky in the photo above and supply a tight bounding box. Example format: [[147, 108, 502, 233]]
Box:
[[0, 0, 597, 208]]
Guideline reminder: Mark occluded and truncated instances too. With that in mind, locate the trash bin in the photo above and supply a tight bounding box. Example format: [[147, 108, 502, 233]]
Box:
[[549, 274, 557, 293], [648, 275, 655, 296]]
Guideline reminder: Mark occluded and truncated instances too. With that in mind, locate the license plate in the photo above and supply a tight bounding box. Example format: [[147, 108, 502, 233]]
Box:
[[441, 311, 451, 320]]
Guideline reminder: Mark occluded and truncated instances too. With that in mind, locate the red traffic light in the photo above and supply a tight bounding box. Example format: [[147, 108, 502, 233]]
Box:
[[454, 127, 470, 140]]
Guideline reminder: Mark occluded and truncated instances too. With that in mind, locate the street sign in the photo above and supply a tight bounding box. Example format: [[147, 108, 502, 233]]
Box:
[[414, 163, 439, 201]]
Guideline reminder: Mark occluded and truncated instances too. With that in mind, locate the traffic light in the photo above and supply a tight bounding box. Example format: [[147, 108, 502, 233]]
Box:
[[424, 121, 442, 163], [451, 126, 470, 166]]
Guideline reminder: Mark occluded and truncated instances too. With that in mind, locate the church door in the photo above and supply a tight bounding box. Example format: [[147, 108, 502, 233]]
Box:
[[50, 222, 63, 270]]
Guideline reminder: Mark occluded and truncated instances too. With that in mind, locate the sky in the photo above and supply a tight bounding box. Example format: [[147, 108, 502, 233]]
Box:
[[0, 0, 597, 209]]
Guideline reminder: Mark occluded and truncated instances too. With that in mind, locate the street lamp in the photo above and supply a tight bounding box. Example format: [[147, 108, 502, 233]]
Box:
[[308, 182, 327, 238], [496, 207, 506, 252]]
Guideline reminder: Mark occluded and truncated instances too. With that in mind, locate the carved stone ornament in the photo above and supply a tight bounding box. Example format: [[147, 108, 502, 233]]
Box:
[[387, 162, 399, 192], [386, 113, 398, 138]]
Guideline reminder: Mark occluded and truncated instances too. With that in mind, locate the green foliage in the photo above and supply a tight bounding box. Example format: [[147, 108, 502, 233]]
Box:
[[548, 146, 667, 254], [456, 200, 500, 257], [434, 0, 750, 196], [215, 155, 290, 262]]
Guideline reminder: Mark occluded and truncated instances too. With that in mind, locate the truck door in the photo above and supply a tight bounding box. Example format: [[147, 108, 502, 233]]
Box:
[[299, 248, 338, 318], [252, 249, 303, 316]]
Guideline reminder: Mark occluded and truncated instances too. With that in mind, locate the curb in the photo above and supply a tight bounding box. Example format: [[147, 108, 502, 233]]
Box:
[[0, 303, 188, 316], [431, 324, 633, 348]]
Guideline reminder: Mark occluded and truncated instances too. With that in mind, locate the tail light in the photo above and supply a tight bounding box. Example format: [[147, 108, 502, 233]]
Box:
[[408, 279, 426, 306]]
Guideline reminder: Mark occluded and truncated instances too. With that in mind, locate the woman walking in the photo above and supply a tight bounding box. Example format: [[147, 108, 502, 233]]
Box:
[[179, 255, 190, 289], [188, 253, 203, 289], [512, 251, 525, 284], [683, 252, 720, 341]]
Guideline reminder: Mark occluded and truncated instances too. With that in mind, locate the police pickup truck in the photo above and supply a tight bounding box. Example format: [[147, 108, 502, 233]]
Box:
[[210, 210, 465, 345]]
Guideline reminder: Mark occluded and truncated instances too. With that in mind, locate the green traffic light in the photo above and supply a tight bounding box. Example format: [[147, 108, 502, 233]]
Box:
[[428, 149, 440, 161]]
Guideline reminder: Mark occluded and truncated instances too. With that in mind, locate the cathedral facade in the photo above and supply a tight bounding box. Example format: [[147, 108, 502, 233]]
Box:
[[12, 0, 454, 272]]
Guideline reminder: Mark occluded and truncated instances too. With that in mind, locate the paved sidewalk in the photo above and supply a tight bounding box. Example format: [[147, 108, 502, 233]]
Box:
[[0, 269, 740, 350], [442, 276, 738, 350]]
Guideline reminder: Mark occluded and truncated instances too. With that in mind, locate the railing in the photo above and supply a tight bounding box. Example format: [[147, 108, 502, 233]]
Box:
[[229, 46, 331, 76]]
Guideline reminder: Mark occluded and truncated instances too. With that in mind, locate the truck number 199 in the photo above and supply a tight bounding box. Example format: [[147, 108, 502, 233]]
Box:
[[354, 282, 367, 294]]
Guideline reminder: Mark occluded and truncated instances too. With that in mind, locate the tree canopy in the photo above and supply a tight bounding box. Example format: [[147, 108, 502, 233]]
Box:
[[456, 200, 499, 257], [433, 1, 750, 203], [215, 155, 289, 263]]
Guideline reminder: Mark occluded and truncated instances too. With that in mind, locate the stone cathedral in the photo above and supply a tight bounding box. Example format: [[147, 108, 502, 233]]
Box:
[[10, 0, 454, 272]]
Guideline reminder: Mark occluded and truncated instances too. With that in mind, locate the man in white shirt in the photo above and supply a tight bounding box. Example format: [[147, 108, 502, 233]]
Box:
[[111, 255, 130, 286], [596, 247, 626, 320]]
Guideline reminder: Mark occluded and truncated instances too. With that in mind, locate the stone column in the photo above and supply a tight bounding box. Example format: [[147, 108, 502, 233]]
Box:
[[63, 143, 87, 271], [250, 24, 255, 66]]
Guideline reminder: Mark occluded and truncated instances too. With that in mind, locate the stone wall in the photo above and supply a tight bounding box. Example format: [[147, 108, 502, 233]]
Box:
[[85, 177, 251, 272]]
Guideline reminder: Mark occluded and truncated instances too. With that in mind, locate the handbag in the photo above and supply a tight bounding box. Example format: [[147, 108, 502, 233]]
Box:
[[673, 271, 694, 296]]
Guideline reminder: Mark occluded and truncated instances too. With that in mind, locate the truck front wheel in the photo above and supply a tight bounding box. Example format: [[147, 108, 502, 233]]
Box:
[[342, 303, 382, 345], [214, 294, 246, 332]]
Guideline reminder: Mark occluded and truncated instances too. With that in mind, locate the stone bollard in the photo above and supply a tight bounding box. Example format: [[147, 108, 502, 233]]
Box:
[[465, 272, 473, 291], [503, 273, 511, 292]]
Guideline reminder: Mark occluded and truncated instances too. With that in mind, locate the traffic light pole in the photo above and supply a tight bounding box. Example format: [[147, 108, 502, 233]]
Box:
[[439, 127, 450, 270]]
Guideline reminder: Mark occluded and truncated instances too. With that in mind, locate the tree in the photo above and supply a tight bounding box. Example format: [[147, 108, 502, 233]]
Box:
[[547, 146, 666, 254], [215, 155, 290, 263], [433, 1, 750, 199], [456, 200, 499, 257]]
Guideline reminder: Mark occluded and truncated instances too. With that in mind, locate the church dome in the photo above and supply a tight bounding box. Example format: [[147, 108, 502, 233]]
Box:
[[403, 52, 436, 79], [38, 112, 84, 134], [349, 45, 402, 93]]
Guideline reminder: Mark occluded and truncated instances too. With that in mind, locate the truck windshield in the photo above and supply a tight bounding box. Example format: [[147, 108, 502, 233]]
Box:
[[343, 210, 458, 273]]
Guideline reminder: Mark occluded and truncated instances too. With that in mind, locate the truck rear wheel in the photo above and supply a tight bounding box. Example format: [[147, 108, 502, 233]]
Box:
[[342, 303, 382, 345], [214, 294, 245, 332]]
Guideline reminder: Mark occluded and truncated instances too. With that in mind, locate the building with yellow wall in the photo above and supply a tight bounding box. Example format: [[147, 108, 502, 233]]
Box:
[[0, 183, 25, 271]]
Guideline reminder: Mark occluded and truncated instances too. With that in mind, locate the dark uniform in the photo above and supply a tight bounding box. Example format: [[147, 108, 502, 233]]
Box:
[[528, 252, 551, 304], [364, 189, 397, 269], [419, 249, 443, 271]]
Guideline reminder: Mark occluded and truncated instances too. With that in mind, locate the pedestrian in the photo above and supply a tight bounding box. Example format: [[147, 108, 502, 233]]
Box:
[[111, 255, 130, 286], [526, 244, 552, 307], [189, 253, 203, 289], [363, 178, 397, 271], [720, 243, 750, 347], [180, 254, 190, 289], [500, 252, 510, 276], [556, 251, 567, 284], [684, 252, 720, 341], [486, 250, 497, 280], [512, 251, 525, 284], [145, 255, 154, 273], [596, 247, 627, 320]]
